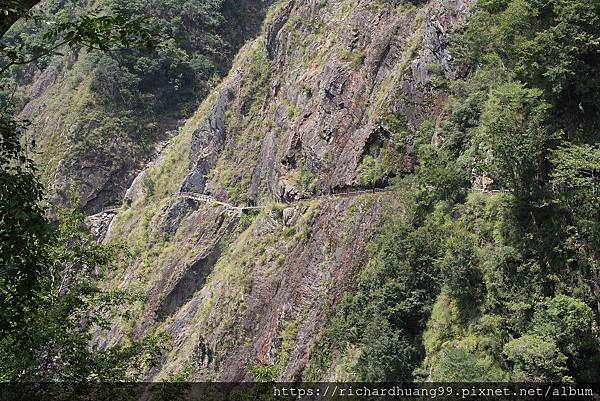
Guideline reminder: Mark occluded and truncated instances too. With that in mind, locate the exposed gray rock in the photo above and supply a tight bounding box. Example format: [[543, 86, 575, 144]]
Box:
[[413, 0, 474, 83], [282, 205, 308, 227], [246, 0, 474, 201], [85, 211, 117, 242], [123, 170, 147, 206], [277, 176, 299, 202], [264, 0, 295, 60], [157, 198, 198, 235], [155, 246, 222, 322], [181, 80, 239, 194], [142, 206, 239, 330]]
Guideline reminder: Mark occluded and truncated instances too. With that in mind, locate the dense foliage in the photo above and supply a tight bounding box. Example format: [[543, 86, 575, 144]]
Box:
[[90, 0, 228, 113], [308, 0, 600, 382], [0, 208, 165, 381], [5, 0, 236, 111], [0, 110, 48, 334]]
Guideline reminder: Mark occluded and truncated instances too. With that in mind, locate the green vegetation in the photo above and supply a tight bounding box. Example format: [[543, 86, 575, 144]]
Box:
[[0, 0, 156, 77], [142, 174, 156, 196], [338, 49, 365, 69], [0, 208, 166, 380], [357, 155, 385, 190], [4, 0, 600, 384], [308, 0, 600, 382], [503, 295, 596, 382], [208, 41, 271, 205], [239, 42, 270, 115], [305, 185, 447, 381], [296, 164, 318, 194], [251, 316, 302, 382], [476, 82, 551, 197], [4, 0, 267, 209], [0, 110, 48, 334]]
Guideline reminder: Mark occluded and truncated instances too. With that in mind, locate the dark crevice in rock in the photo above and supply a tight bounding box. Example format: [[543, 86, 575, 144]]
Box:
[[264, 1, 296, 60], [155, 247, 222, 322]]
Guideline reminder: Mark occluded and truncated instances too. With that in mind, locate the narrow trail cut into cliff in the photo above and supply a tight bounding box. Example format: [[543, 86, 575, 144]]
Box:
[[175, 188, 389, 214]]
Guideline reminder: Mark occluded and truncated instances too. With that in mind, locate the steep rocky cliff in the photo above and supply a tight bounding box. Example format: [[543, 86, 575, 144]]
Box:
[[75, 0, 474, 380]]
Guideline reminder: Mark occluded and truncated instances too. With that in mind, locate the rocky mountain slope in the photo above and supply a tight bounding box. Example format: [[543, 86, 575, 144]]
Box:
[[83, 0, 474, 381]]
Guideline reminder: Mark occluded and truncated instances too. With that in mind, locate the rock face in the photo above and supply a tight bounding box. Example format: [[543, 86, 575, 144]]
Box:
[[245, 0, 472, 202], [85, 210, 117, 242], [85, 0, 473, 380], [181, 78, 239, 194]]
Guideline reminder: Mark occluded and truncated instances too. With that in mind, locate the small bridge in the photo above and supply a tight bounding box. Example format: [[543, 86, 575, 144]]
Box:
[[471, 188, 511, 194], [176, 192, 264, 215]]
